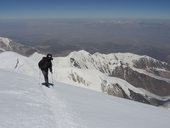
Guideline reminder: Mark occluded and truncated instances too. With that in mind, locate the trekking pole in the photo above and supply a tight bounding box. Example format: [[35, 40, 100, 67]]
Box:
[[39, 70, 41, 86], [51, 72, 54, 84]]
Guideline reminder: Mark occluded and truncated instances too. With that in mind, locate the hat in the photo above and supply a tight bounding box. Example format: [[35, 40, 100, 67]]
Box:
[[47, 54, 53, 60]]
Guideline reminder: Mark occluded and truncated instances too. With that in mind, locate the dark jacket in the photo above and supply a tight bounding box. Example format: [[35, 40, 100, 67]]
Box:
[[38, 57, 52, 72]]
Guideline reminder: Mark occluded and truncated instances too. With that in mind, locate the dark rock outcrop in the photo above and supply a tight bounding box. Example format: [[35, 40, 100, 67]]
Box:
[[133, 57, 170, 70], [112, 66, 170, 96]]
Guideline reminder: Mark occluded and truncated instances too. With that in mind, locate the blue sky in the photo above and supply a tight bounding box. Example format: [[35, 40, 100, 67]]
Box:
[[0, 0, 170, 19]]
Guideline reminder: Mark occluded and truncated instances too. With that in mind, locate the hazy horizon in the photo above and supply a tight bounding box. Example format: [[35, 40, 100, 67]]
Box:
[[0, 18, 170, 62], [0, 0, 170, 62]]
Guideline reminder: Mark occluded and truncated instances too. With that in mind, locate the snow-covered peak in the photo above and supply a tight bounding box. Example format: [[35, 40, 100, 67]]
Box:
[[30, 50, 170, 81], [30, 50, 162, 70], [64, 50, 147, 73], [66, 50, 170, 73], [68, 50, 148, 65], [0, 37, 12, 48], [29, 52, 44, 60], [68, 50, 90, 57]]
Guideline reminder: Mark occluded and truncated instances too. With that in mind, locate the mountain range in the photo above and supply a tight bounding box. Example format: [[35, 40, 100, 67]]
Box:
[[0, 36, 170, 108]]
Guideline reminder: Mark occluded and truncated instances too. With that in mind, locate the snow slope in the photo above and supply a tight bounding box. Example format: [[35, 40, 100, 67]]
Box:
[[0, 69, 170, 128]]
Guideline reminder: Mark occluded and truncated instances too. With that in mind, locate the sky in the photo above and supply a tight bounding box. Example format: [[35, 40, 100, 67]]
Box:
[[0, 0, 170, 19]]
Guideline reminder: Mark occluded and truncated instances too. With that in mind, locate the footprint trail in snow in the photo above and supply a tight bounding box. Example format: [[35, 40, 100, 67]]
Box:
[[42, 85, 87, 128]]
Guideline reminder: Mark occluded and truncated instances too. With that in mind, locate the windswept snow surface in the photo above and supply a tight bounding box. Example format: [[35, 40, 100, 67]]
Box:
[[0, 69, 170, 128]]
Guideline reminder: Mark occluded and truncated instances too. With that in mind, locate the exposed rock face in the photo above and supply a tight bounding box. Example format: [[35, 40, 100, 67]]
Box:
[[128, 90, 150, 104], [69, 72, 89, 86], [101, 80, 127, 98], [133, 57, 170, 79], [70, 58, 81, 69], [133, 57, 170, 70], [101, 80, 154, 105], [112, 66, 170, 96]]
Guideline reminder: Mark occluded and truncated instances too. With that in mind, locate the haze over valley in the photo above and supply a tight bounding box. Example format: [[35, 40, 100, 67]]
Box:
[[0, 18, 170, 62]]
